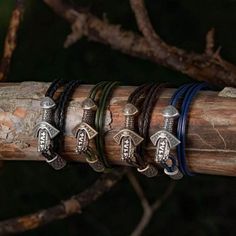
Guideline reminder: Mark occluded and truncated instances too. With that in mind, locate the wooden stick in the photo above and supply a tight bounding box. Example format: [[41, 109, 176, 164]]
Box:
[[0, 82, 235, 176]]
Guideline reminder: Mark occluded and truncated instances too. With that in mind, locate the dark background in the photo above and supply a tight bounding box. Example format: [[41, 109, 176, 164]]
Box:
[[0, 0, 236, 235]]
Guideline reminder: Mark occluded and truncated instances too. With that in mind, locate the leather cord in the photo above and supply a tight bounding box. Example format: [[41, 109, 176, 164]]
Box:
[[84, 81, 110, 160], [41, 79, 66, 161], [136, 83, 165, 167], [168, 83, 195, 175], [45, 79, 65, 98], [89, 81, 108, 100], [176, 83, 208, 176], [124, 83, 153, 167], [169, 82, 208, 176], [54, 80, 82, 154], [95, 81, 119, 168]]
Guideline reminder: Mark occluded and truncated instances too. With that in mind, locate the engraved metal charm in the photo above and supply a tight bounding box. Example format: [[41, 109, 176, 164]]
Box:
[[113, 103, 143, 162], [34, 97, 59, 153], [150, 105, 180, 163], [73, 98, 98, 153], [34, 96, 66, 170]]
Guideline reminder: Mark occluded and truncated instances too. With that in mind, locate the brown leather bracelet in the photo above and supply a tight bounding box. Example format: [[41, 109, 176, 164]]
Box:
[[136, 83, 165, 176], [114, 83, 161, 177]]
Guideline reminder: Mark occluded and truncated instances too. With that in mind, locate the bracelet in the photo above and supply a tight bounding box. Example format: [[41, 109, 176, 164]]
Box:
[[150, 84, 196, 179], [34, 79, 66, 170], [166, 83, 195, 178], [136, 83, 165, 177], [114, 84, 150, 167], [73, 81, 111, 172], [114, 83, 158, 176], [176, 83, 208, 176], [47, 80, 82, 170], [95, 81, 119, 169], [35, 81, 209, 176], [54, 80, 82, 152]]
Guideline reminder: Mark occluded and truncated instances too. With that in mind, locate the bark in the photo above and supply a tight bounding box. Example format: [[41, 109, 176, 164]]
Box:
[[0, 82, 235, 176]]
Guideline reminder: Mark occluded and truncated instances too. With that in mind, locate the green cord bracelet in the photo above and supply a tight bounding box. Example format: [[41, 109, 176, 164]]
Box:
[[95, 81, 119, 168]]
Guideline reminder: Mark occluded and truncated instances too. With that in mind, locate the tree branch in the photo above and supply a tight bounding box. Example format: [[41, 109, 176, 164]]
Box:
[[0, 0, 24, 81], [127, 171, 176, 236], [129, 0, 171, 58], [43, 0, 236, 87], [0, 169, 125, 235]]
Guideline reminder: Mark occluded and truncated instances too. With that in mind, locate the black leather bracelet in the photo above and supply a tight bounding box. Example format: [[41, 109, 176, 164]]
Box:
[[44, 80, 82, 170], [54, 80, 82, 153], [45, 79, 65, 98], [34, 79, 66, 170]]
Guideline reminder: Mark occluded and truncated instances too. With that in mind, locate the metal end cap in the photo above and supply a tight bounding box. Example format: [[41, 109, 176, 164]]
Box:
[[86, 158, 105, 172], [162, 105, 179, 118], [40, 97, 56, 109], [123, 103, 138, 116], [137, 164, 158, 177], [82, 98, 97, 110], [46, 154, 67, 170]]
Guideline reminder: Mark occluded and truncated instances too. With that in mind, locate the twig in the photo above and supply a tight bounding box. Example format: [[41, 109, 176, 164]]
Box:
[[205, 28, 215, 55], [0, 0, 24, 81], [129, 0, 169, 58], [127, 171, 176, 236], [44, 0, 236, 87], [0, 169, 125, 235]]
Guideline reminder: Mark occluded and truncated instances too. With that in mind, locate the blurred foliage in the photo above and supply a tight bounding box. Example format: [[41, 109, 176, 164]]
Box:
[[0, 0, 236, 235]]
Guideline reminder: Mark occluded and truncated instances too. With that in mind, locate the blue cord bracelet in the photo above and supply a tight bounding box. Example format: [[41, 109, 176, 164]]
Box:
[[168, 83, 196, 175], [177, 83, 208, 176], [170, 83, 195, 106]]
